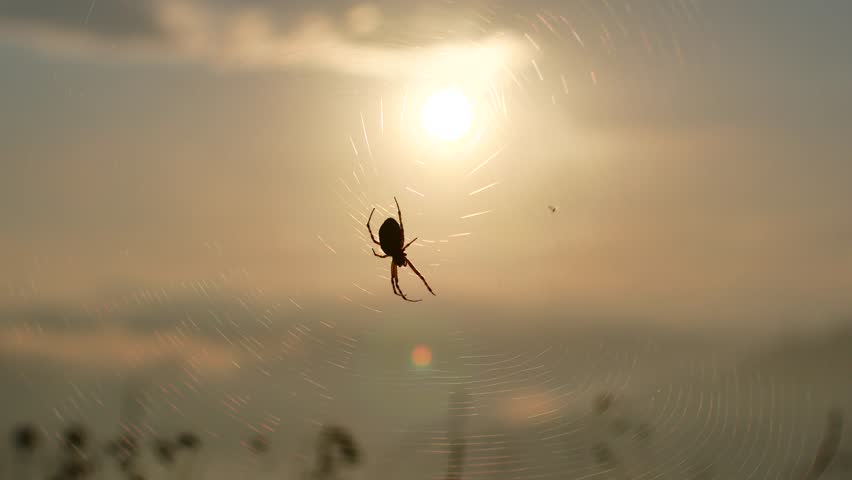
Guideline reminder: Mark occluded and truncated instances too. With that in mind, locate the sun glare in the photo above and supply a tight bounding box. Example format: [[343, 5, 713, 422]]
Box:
[[420, 88, 473, 141]]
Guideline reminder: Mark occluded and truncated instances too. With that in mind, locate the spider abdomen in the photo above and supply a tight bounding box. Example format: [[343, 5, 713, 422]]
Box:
[[378, 218, 403, 256]]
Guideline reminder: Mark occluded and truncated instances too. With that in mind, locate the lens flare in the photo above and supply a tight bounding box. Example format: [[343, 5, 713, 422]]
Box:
[[411, 345, 433, 367]]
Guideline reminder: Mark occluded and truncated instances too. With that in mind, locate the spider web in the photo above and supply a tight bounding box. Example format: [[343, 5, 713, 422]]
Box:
[[305, 2, 851, 479], [4, 2, 851, 480]]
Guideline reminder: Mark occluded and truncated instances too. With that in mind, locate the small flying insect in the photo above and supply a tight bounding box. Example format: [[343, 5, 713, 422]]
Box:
[[547, 205, 558, 213], [367, 197, 435, 302]]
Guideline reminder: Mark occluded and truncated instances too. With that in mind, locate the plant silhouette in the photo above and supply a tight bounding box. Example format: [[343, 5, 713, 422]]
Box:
[[803, 409, 844, 480], [312, 425, 361, 479]]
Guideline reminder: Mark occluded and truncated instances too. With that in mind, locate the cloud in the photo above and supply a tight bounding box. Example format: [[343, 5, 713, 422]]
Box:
[[0, 0, 535, 81], [0, 0, 165, 41], [0, 325, 242, 375]]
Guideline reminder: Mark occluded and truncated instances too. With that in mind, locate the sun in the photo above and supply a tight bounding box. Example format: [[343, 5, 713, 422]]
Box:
[[420, 88, 473, 141]]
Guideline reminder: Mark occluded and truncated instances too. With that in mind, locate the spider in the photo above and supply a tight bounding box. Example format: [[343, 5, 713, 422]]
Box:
[[367, 197, 436, 302]]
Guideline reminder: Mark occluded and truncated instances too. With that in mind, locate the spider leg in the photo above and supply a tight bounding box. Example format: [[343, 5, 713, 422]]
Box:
[[391, 262, 399, 295], [402, 237, 418, 251], [405, 258, 436, 296], [396, 282, 421, 302], [392, 262, 421, 302], [372, 248, 389, 258], [366, 208, 382, 246], [394, 196, 404, 243]]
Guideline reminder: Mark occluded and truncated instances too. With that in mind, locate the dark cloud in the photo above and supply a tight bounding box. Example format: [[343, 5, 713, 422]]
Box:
[[0, 0, 164, 41]]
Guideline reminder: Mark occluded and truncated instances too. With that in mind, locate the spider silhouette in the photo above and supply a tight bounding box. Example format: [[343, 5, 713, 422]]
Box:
[[367, 197, 435, 302]]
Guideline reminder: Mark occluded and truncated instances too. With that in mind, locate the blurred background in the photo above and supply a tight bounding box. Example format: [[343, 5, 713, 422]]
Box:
[[1, 0, 850, 478]]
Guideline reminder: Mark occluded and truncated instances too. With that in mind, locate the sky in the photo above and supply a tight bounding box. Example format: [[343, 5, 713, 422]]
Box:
[[1, 0, 851, 321], [1, 1, 851, 478]]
